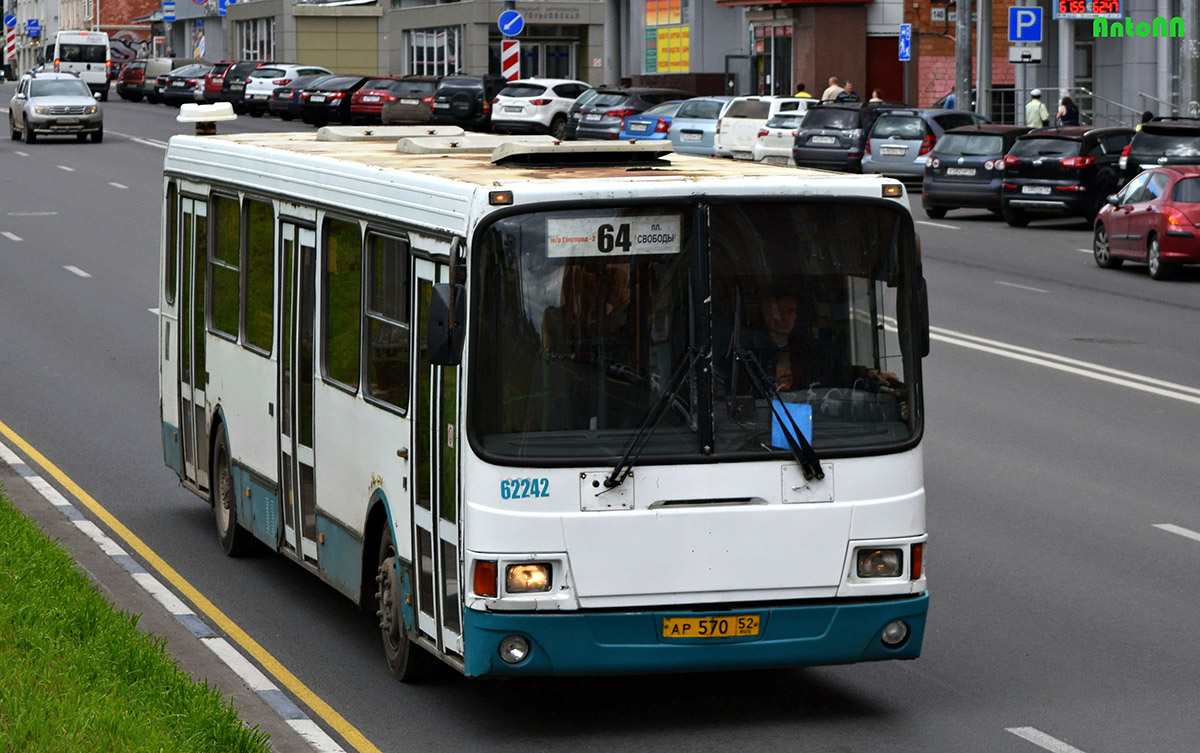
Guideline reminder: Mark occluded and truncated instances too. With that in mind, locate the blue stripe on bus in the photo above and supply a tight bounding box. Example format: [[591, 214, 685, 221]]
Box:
[[461, 593, 928, 677], [161, 421, 182, 474], [316, 514, 364, 602]]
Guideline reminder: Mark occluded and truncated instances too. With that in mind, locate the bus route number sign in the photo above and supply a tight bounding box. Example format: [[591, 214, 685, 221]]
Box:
[[547, 215, 681, 258]]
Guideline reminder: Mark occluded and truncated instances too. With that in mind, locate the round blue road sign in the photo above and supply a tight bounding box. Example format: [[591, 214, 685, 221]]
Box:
[[498, 9, 524, 36]]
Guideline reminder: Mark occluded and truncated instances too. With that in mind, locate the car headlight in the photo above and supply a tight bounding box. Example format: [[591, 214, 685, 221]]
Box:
[[34, 105, 48, 115], [506, 563, 552, 593], [86, 105, 98, 114]]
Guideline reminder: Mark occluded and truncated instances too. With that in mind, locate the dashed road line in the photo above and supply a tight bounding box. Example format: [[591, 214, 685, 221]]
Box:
[[14, 150, 29, 157], [108, 130, 169, 149], [1006, 726, 1089, 753], [1153, 523, 1200, 543], [7, 211, 59, 216], [994, 280, 1050, 294], [149, 307, 160, 316], [109, 181, 129, 189], [63, 266, 92, 278], [916, 220, 961, 229], [1076, 248, 1093, 254], [57, 165, 76, 172], [2, 231, 22, 242]]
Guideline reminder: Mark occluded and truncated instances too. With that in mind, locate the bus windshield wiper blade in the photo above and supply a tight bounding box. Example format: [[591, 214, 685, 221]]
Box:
[[733, 348, 824, 481], [605, 345, 704, 489]]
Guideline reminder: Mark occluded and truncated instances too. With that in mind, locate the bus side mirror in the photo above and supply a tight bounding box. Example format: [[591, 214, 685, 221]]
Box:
[[916, 273, 930, 359], [428, 283, 465, 365]]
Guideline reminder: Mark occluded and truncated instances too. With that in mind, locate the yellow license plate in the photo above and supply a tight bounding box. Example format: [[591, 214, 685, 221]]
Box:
[[662, 614, 761, 639]]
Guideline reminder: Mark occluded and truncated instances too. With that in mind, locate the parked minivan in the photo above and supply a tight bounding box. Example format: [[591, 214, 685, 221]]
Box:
[[713, 95, 811, 159]]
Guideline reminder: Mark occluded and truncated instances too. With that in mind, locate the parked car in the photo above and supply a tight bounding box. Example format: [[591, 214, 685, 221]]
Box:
[[619, 100, 684, 140], [196, 61, 236, 104], [429, 74, 509, 131], [219, 60, 278, 113], [490, 78, 591, 139], [575, 87, 693, 140], [862, 108, 988, 179], [792, 100, 908, 173], [8, 71, 103, 143], [299, 75, 369, 127], [751, 112, 806, 165], [1093, 165, 1200, 279], [116, 57, 198, 102], [921, 125, 1032, 218], [1120, 118, 1200, 182], [269, 74, 336, 121], [713, 95, 811, 160], [158, 64, 214, 107], [1001, 126, 1134, 227], [348, 77, 410, 124], [563, 87, 602, 140], [244, 64, 331, 116], [667, 96, 734, 156], [379, 76, 441, 125], [114, 60, 147, 101]]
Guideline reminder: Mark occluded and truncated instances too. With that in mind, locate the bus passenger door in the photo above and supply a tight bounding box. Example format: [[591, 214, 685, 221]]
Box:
[[178, 196, 209, 490], [412, 259, 463, 655], [278, 222, 320, 562]]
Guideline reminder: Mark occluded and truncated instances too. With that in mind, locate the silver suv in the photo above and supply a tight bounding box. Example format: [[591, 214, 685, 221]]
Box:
[[9, 72, 103, 144]]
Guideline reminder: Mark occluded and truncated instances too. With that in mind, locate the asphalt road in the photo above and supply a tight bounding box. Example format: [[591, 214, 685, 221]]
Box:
[[2, 84, 1198, 753]]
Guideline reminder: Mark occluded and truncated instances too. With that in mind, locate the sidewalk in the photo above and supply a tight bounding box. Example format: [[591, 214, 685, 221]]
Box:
[[0, 456, 333, 753]]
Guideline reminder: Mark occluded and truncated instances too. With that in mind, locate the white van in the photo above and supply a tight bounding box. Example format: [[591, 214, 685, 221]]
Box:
[[713, 95, 812, 160], [52, 30, 111, 100]]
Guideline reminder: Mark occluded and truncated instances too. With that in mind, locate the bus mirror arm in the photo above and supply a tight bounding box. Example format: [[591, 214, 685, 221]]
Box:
[[428, 283, 466, 366]]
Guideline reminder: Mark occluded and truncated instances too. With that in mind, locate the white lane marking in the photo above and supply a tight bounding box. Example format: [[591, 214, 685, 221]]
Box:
[[56, 165, 76, 172], [1006, 727, 1089, 753], [917, 220, 960, 229], [132, 572, 195, 616], [108, 181, 129, 189], [7, 211, 59, 216], [287, 720, 346, 753], [994, 280, 1050, 294], [14, 150, 29, 157], [200, 637, 278, 692], [1154, 524, 1200, 543], [63, 265, 91, 278], [1077, 248, 1093, 254], [108, 131, 169, 149], [149, 307, 160, 316], [2, 231, 22, 242], [929, 325, 1200, 405], [74, 519, 129, 557]]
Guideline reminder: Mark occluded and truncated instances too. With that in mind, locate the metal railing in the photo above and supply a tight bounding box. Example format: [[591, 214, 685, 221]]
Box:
[[1025, 86, 1144, 128], [1138, 91, 1185, 119]]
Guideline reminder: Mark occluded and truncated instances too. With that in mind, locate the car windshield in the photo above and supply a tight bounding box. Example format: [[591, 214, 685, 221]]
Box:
[[362, 79, 399, 90], [1172, 177, 1200, 202], [172, 64, 209, 77], [439, 77, 480, 89], [500, 83, 547, 98], [676, 99, 724, 120], [766, 114, 802, 129], [30, 79, 92, 97], [641, 101, 682, 118], [1009, 137, 1080, 158], [251, 68, 286, 79], [318, 77, 362, 91], [726, 100, 771, 119], [1131, 130, 1200, 157], [572, 89, 600, 109], [397, 81, 437, 94], [127, 61, 145, 71], [592, 92, 630, 108], [802, 108, 859, 130], [935, 133, 1004, 155], [872, 116, 925, 140], [471, 202, 919, 462], [58, 44, 106, 63]]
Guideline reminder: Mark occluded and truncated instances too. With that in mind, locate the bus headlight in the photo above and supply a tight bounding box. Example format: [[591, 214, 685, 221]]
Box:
[[857, 548, 903, 578], [506, 563, 552, 593]]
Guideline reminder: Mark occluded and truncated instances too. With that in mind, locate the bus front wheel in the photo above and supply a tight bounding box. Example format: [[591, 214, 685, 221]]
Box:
[[212, 431, 255, 557], [376, 526, 436, 683]]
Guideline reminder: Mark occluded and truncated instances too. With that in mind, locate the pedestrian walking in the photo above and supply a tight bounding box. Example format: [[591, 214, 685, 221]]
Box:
[[821, 76, 845, 102], [1025, 89, 1050, 128], [1057, 96, 1080, 126]]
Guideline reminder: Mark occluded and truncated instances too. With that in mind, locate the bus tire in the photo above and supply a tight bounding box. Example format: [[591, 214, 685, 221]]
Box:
[[376, 525, 436, 683], [212, 431, 255, 557]]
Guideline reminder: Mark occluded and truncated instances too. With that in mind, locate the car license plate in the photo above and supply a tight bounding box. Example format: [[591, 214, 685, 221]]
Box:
[[586, 113, 603, 121], [363, 95, 380, 102], [882, 146, 907, 156], [231, 83, 244, 91], [662, 614, 761, 639], [946, 167, 976, 176], [503, 106, 523, 113], [681, 132, 701, 141], [630, 123, 648, 131], [401, 98, 420, 105], [1022, 185, 1052, 195], [172, 81, 187, 87], [433, 102, 449, 109], [311, 95, 326, 103], [810, 135, 837, 145], [58, 118, 79, 125]]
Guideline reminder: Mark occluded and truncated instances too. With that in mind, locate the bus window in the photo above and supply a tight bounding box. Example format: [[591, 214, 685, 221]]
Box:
[[365, 233, 410, 411], [210, 194, 241, 338], [323, 218, 362, 390], [165, 182, 177, 305], [243, 198, 274, 354]]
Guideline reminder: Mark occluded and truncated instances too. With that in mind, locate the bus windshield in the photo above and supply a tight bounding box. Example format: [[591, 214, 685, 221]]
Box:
[[58, 44, 107, 63], [471, 201, 919, 462]]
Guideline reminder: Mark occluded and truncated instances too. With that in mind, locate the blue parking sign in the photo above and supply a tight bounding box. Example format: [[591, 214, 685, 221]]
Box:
[[1008, 6, 1042, 43], [898, 24, 911, 61]]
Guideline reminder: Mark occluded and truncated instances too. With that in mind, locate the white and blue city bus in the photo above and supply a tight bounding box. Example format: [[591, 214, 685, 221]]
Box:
[[159, 123, 930, 680]]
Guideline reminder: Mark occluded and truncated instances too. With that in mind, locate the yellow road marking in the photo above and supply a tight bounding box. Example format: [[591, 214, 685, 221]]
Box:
[[0, 416, 382, 753]]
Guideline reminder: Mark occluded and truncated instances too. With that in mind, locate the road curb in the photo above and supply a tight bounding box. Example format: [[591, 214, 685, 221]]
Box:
[[0, 439, 347, 753]]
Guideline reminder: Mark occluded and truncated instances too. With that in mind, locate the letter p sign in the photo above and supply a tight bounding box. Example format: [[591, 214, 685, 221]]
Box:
[[1009, 6, 1043, 42]]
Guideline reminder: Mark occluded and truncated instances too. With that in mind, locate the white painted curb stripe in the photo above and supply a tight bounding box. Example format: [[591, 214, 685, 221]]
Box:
[[132, 572, 195, 616], [1006, 726, 1090, 753], [201, 637, 278, 692], [74, 519, 128, 557], [288, 719, 347, 753], [1154, 523, 1200, 543]]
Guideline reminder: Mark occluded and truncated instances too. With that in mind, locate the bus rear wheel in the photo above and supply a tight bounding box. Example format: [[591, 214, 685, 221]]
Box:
[[212, 431, 255, 556], [376, 526, 436, 683]]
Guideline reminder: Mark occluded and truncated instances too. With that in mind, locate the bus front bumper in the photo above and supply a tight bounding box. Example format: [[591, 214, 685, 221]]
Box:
[[462, 592, 928, 677]]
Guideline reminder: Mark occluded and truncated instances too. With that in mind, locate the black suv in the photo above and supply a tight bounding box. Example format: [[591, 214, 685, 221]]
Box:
[[1121, 118, 1200, 182], [1000, 126, 1134, 227], [429, 74, 509, 131], [792, 100, 908, 173]]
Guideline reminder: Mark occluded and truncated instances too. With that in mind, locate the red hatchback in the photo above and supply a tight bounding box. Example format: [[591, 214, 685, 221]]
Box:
[[199, 61, 236, 104], [1093, 165, 1200, 280], [350, 77, 405, 124]]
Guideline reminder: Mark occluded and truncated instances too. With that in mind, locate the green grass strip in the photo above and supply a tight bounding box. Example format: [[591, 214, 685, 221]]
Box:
[[0, 489, 272, 753]]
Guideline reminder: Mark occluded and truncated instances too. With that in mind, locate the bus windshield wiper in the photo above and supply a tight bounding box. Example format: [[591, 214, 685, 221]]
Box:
[[605, 345, 704, 489], [733, 348, 825, 482]]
